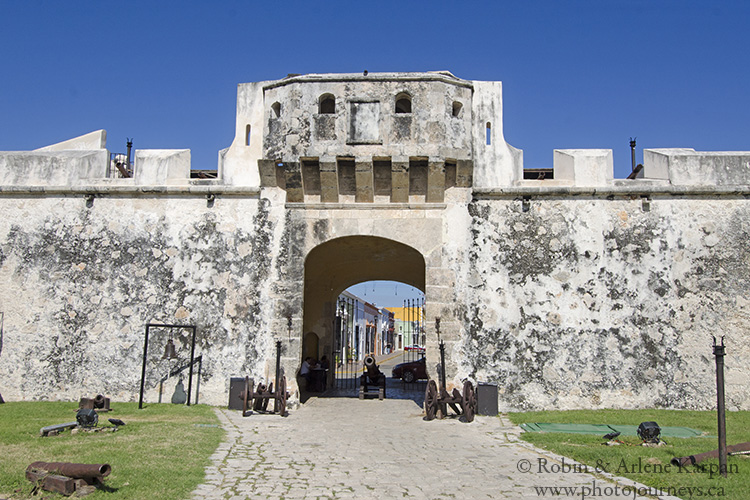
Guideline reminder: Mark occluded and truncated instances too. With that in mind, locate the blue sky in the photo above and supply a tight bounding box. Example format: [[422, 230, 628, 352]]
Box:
[[346, 281, 424, 310], [1, 1, 748, 178]]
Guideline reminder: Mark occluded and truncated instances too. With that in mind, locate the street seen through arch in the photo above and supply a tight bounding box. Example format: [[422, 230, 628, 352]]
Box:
[[301, 280, 428, 403]]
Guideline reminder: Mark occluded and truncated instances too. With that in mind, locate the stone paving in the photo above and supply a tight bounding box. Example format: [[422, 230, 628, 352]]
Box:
[[190, 394, 680, 500]]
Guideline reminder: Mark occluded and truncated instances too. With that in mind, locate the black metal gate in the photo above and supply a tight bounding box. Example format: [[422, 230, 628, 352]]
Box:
[[398, 297, 425, 387], [330, 295, 427, 394], [332, 297, 360, 391]]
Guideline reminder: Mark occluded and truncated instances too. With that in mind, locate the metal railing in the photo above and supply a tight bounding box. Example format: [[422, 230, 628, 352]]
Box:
[[332, 349, 361, 392], [400, 346, 425, 388]]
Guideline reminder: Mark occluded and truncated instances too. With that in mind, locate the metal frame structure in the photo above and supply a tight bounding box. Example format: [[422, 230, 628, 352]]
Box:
[[138, 323, 197, 409], [158, 355, 203, 404]]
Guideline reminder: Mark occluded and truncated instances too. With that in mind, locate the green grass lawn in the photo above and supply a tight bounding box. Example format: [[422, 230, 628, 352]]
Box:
[[508, 409, 750, 499], [0, 402, 223, 499]]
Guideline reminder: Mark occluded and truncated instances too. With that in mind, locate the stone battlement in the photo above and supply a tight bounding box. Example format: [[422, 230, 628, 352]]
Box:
[[2, 73, 749, 196], [1, 73, 749, 411], [3, 137, 749, 197]]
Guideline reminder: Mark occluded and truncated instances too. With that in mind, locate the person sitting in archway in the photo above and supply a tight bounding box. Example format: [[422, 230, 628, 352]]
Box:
[[318, 356, 330, 391], [300, 357, 314, 389]]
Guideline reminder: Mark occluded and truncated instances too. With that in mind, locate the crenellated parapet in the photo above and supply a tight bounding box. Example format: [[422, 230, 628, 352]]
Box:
[[221, 72, 522, 199], [1, 71, 750, 411], [511, 148, 750, 192], [0, 130, 199, 190], [641, 149, 750, 186], [3, 73, 750, 196]]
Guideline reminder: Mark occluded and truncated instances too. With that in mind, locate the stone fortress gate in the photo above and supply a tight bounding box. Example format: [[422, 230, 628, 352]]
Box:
[[0, 71, 749, 411]]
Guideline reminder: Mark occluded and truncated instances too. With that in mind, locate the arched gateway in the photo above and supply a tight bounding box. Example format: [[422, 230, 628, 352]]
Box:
[[302, 236, 426, 391], [1, 71, 750, 411], [276, 208, 457, 401], [303, 235, 425, 352]]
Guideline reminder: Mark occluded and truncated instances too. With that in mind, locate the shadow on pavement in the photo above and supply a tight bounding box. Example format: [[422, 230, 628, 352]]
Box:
[[302, 376, 427, 409]]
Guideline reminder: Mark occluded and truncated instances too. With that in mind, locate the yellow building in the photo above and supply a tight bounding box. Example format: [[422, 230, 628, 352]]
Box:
[[385, 306, 424, 323], [385, 305, 424, 349]]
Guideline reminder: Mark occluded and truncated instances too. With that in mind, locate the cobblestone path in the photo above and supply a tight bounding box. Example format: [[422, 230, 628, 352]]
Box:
[[190, 397, 676, 499]]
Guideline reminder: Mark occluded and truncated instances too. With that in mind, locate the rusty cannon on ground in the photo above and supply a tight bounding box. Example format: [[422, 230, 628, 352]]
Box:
[[239, 376, 288, 416], [26, 462, 111, 496], [238, 341, 289, 417], [79, 394, 111, 411], [672, 442, 750, 467], [423, 339, 477, 423], [359, 355, 386, 400], [423, 379, 477, 422]]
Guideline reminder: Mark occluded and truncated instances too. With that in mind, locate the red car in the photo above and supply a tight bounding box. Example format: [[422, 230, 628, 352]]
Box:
[[391, 357, 427, 383], [404, 344, 425, 353]]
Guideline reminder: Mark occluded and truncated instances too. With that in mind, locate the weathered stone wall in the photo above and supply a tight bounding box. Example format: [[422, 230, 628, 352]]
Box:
[[1, 188, 749, 411], [2, 72, 750, 412], [453, 194, 750, 411], [0, 193, 283, 405], [222, 72, 523, 190], [260, 76, 473, 162], [0, 184, 468, 407]]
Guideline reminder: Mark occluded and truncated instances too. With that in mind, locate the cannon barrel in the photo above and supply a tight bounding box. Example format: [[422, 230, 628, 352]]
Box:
[[671, 442, 750, 467], [359, 355, 386, 399], [39, 421, 78, 437], [363, 355, 385, 384], [364, 355, 379, 372], [27, 462, 111, 479]]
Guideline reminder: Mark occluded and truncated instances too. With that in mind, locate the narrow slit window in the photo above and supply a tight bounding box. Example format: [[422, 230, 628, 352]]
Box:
[[272, 102, 281, 118], [245, 124, 251, 146], [319, 94, 335, 114], [486, 122, 491, 145], [452, 101, 463, 117]]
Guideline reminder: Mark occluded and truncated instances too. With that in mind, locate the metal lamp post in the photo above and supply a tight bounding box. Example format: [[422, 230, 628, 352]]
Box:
[[713, 336, 728, 478]]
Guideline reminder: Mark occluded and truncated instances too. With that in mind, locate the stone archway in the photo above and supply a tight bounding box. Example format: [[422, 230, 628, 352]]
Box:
[[303, 332, 319, 360], [301, 235, 426, 386]]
